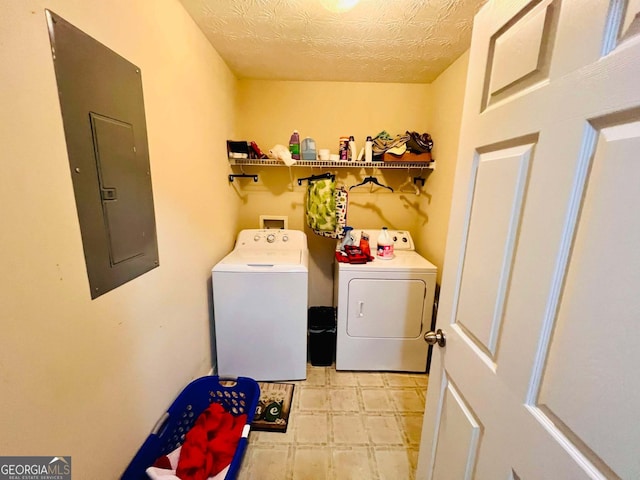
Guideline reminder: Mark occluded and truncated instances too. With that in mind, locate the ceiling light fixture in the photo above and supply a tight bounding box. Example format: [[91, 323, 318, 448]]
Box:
[[319, 0, 360, 13]]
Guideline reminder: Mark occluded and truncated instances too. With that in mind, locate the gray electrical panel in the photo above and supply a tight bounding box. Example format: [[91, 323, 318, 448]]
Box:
[[46, 10, 159, 299]]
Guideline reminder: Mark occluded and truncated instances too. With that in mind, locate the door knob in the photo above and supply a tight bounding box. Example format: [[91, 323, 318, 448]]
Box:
[[424, 329, 446, 347]]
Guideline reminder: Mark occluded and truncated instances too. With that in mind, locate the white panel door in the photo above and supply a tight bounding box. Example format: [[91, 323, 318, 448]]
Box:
[[417, 0, 640, 478]]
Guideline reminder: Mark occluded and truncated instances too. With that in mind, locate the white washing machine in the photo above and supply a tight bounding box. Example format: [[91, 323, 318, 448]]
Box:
[[334, 229, 436, 372], [212, 229, 308, 381]]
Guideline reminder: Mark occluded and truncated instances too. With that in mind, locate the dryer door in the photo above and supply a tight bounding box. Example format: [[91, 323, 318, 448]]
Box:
[[347, 278, 426, 338]]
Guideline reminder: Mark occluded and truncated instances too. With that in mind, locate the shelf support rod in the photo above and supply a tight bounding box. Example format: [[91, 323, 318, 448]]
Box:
[[288, 166, 295, 192]]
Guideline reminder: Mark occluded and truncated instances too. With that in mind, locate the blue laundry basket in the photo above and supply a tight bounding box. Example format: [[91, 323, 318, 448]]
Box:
[[122, 375, 260, 480]]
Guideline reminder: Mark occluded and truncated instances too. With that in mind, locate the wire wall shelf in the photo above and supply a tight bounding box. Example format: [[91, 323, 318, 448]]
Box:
[[228, 158, 436, 170]]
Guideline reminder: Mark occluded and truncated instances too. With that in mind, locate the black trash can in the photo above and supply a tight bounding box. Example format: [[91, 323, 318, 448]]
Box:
[[308, 307, 336, 366]]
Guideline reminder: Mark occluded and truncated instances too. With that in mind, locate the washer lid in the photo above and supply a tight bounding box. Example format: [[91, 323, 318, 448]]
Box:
[[213, 249, 308, 272], [338, 251, 437, 273]]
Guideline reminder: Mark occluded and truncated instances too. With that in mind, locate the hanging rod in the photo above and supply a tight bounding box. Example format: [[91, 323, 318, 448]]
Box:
[[297, 172, 335, 186], [229, 173, 258, 183]]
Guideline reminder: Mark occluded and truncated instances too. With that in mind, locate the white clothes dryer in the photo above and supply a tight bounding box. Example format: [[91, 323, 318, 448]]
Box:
[[212, 229, 308, 381], [334, 230, 436, 372]]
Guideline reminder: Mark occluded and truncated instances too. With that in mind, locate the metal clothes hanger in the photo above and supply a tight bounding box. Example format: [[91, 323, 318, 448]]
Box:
[[297, 172, 335, 186], [229, 166, 258, 183], [349, 176, 394, 192], [228, 172, 258, 182], [398, 174, 420, 195]]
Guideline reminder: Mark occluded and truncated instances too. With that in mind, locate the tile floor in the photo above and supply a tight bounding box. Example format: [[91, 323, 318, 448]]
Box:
[[237, 364, 429, 480]]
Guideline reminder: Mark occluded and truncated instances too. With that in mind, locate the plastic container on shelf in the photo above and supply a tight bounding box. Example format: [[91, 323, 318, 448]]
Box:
[[318, 148, 330, 161], [376, 227, 394, 260], [339, 136, 349, 160], [348, 136, 357, 162], [301, 137, 317, 160], [289, 130, 301, 160], [365, 136, 373, 163]]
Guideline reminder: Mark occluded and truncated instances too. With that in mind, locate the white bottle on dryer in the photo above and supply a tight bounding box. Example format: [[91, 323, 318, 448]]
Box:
[[376, 227, 394, 260]]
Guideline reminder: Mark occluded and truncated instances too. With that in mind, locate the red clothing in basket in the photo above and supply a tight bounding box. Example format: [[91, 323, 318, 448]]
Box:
[[176, 402, 246, 480]]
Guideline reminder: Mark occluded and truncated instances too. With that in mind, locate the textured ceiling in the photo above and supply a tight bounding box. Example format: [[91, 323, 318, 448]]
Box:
[[179, 0, 488, 84]]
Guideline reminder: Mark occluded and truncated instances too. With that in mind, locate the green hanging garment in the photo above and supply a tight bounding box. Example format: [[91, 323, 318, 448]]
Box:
[[305, 178, 337, 232]]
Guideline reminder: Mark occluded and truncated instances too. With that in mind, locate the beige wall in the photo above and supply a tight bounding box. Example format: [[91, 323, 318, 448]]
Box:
[[416, 51, 471, 285], [235, 80, 433, 305], [1, 1, 239, 477]]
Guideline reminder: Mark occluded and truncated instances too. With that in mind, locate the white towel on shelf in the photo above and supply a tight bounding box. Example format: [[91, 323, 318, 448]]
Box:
[[268, 144, 296, 166]]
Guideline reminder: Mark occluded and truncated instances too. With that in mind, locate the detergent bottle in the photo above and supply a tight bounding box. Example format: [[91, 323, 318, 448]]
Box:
[[376, 227, 394, 260], [359, 231, 371, 258], [289, 130, 301, 160], [339, 226, 355, 251]]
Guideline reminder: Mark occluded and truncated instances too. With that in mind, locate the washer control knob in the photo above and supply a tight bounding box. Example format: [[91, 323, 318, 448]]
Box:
[[282, 235, 289, 242], [253, 235, 261, 242], [267, 233, 276, 243], [402, 237, 408, 243]]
